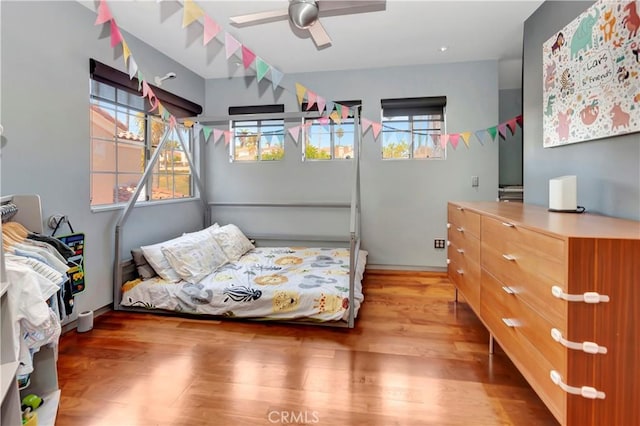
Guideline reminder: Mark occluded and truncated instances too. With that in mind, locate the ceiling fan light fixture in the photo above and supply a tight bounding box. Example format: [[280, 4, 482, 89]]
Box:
[[288, 0, 319, 29]]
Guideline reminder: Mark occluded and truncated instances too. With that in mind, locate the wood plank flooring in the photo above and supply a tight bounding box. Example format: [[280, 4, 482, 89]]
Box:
[[56, 271, 558, 425]]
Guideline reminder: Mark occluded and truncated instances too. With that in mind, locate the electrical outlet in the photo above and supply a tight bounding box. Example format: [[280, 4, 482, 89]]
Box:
[[434, 238, 446, 249], [472, 176, 479, 187]]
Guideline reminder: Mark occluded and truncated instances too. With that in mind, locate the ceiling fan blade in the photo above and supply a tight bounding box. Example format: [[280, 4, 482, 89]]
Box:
[[307, 19, 332, 48], [229, 9, 289, 26], [317, 0, 386, 16]]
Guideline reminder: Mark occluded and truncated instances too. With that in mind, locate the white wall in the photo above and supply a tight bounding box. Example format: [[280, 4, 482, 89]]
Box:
[[204, 61, 500, 268], [1, 1, 206, 317]]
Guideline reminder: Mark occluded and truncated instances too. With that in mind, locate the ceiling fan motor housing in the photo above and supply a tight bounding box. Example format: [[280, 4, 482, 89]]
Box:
[[289, 0, 319, 29]]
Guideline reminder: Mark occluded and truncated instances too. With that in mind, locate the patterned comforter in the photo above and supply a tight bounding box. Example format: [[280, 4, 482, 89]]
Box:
[[121, 247, 367, 322]]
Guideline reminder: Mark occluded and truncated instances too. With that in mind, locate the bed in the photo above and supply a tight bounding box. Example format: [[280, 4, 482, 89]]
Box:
[[114, 109, 366, 327]]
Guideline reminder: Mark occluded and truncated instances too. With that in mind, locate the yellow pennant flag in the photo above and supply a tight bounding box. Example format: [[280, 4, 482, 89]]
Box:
[[295, 83, 307, 107], [122, 41, 132, 66], [329, 111, 341, 125], [182, 0, 205, 28], [460, 132, 472, 148], [183, 120, 195, 128]]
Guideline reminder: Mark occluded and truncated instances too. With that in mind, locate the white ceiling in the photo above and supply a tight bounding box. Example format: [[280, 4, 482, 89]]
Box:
[[81, 0, 543, 87]]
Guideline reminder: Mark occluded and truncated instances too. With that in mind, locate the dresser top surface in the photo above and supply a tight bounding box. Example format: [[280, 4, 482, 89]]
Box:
[[450, 201, 640, 240]]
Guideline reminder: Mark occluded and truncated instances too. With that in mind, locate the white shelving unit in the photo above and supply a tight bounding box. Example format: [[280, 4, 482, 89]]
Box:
[[1, 194, 61, 425]]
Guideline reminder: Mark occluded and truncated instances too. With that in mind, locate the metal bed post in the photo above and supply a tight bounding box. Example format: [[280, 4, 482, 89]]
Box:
[[113, 125, 208, 310], [347, 107, 362, 329]]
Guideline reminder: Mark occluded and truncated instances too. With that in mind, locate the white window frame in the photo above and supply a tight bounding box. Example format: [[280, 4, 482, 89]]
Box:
[[302, 116, 356, 161], [229, 118, 285, 162]]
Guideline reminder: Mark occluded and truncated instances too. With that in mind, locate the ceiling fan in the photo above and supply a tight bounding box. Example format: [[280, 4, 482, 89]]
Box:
[[229, 0, 386, 49]]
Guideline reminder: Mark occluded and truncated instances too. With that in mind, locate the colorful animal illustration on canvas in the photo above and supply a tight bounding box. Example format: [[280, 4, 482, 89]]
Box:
[[273, 290, 300, 313], [617, 65, 630, 83], [545, 61, 557, 91], [254, 274, 288, 285], [223, 286, 262, 303], [552, 32, 565, 54], [580, 100, 600, 125], [544, 94, 556, 117], [570, 8, 600, 59], [560, 69, 575, 96], [610, 103, 630, 130], [313, 293, 348, 314], [622, 1, 640, 39], [557, 110, 572, 141], [599, 8, 616, 42]]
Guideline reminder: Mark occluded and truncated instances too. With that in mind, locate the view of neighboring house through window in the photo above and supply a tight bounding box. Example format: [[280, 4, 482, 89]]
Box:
[[381, 96, 447, 160], [302, 101, 360, 161], [89, 79, 193, 206], [229, 104, 285, 162]]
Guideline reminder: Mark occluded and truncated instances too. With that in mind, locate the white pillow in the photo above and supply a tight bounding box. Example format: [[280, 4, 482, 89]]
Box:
[[161, 231, 228, 283], [211, 224, 255, 261], [140, 236, 185, 282], [183, 223, 219, 238]]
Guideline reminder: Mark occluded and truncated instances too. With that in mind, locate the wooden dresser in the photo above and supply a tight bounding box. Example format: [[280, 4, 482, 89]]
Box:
[[447, 201, 639, 426]]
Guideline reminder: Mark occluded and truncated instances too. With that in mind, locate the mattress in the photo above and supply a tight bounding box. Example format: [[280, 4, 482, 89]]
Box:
[[121, 247, 367, 322]]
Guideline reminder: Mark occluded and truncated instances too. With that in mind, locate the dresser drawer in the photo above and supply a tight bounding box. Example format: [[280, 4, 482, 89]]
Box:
[[448, 225, 480, 262], [481, 270, 566, 374], [480, 270, 566, 423], [448, 249, 481, 312], [448, 203, 481, 239]]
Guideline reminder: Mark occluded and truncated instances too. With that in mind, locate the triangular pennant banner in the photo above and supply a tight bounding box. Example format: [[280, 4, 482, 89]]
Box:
[[128, 57, 138, 80], [335, 104, 343, 118], [183, 120, 195, 128], [202, 126, 213, 143], [516, 115, 523, 127], [371, 122, 382, 139], [329, 111, 341, 125], [498, 124, 507, 140], [213, 128, 224, 144], [141, 80, 151, 98], [316, 96, 326, 115], [137, 71, 143, 90], [460, 132, 472, 148], [110, 19, 124, 48], [241, 45, 256, 69], [224, 130, 233, 146], [474, 130, 486, 145], [287, 125, 301, 144], [274, 134, 284, 145], [507, 118, 517, 136], [203, 15, 221, 45], [341, 105, 350, 121], [317, 116, 330, 126], [182, 0, 205, 28], [256, 57, 269, 82], [95, 0, 113, 25], [169, 115, 177, 129], [148, 95, 159, 112], [122, 42, 132, 65], [441, 134, 449, 149], [487, 126, 498, 141], [306, 91, 317, 111], [270, 67, 284, 90], [449, 134, 460, 149], [225, 33, 242, 59], [325, 101, 335, 115], [295, 83, 307, 107], [361, 118, 372, 134]]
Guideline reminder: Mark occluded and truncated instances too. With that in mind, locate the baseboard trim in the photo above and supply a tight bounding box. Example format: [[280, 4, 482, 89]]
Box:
[[366, 264, 447, 272], [61, 304, 112, 334]]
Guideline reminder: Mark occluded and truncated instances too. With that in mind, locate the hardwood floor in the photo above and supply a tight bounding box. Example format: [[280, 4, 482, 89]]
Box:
[[56, 271, 558, 426]]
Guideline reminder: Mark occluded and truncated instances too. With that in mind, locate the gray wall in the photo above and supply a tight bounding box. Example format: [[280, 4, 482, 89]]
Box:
[[204, 61, 500, 268], [1, 1, 206, 317], [523, 1, 640, 220], [499, 88, 523, 186]]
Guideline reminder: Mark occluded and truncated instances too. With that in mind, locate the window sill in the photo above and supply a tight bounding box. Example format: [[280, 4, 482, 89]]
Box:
[[91, 197, 200, 213]]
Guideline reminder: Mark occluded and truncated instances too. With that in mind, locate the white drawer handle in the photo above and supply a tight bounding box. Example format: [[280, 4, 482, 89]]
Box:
[[502, 286, 517, 294], [551, 286, 610, 304], [502, 254, 516, 261], [456, 207, 464, 211], [550, 328, 607, 354], [446, 258, 451, 265], [456, 248, 464, 254], [456, 269, 464, 275], [501, 222, 515, 227], [447, 223, 451, 229], [456, 227, 464, 232], [447, 240, 451, 247], [501, 318, 520, 327], [550, 370, 605, 400]]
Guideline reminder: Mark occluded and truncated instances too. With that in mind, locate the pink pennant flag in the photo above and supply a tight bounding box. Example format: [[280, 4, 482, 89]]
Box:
[[317, 116, 330, 126], [169, 115, 177, 129], [288, 125, 301, 144], [316, 96, 326, 114], [516, 115, 523, 127], [224, 130, 233, 146], [361, 118, 372, 134], [506, 118, 517, 135], [371, 122, 382, 139], [95, 0, 113, 25], [303, 121, 312, 129], [440, 134, 449, 149], [449, 134, 460, 149], [213, 128, 224, 144], [241, 45, 256, 69], [498, 123, 507, 140], [148, 95, 159, 112], [203, 15, 221, 46], [225, 33, 241, 59], [141, 80, 151, 98], [110, 20, 124, 48], [341, 105, 350, 120], [306, 91, 317, 110]]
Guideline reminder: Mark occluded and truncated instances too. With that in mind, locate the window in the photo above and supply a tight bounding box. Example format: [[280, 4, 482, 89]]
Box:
[[229, 105, 285, 162], [380, 96, 447, 160], [302, 101, 361, 161], [89, 80, 193, 206]]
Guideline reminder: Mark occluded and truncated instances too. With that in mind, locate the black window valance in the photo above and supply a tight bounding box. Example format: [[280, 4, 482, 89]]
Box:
[[90, 59, 202, 118], [381, 96, 447, 117]]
